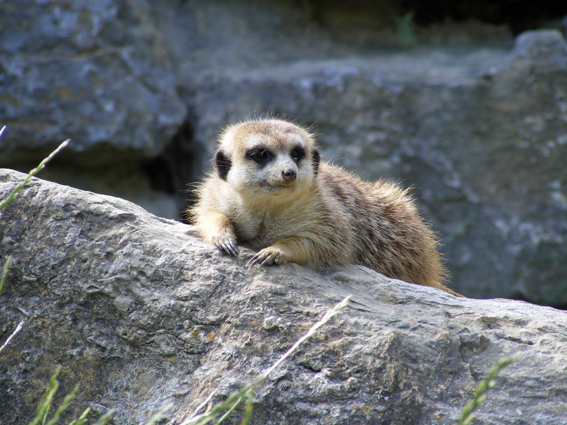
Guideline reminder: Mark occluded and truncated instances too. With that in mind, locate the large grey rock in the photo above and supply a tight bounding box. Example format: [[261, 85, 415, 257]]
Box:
[[0, 0, 187, 219], [1, 168, 567, 425], [0, 0, 186, 164], [513, 30, 567, 67]]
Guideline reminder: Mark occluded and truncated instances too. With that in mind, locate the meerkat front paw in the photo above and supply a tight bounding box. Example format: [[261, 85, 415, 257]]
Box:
[[247, 246, 290, 268], [211, 229, 238, 256]]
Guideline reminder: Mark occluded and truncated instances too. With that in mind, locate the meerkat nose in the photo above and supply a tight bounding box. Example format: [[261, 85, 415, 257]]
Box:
[[282, 169, 297, 182]]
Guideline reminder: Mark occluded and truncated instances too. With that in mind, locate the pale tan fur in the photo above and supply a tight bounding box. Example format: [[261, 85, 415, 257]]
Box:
[[188, 118, 461, 297]]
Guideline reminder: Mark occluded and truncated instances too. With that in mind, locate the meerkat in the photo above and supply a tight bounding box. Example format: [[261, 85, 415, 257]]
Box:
[[188, 118, 462, 297]]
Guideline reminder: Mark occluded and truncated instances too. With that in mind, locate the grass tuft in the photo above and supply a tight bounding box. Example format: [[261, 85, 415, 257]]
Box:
[[25, 367, 114, 425], [0, 138, 69, 211], [395, 12, 418, 47], [0, 254, 12, 296], [458, 354, 518, 425], [28, 366, 62, 425]]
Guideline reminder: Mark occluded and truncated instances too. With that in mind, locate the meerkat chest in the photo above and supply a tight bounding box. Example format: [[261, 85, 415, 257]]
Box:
[[233, 210, 286, 245], [231, 203, 311, 248]]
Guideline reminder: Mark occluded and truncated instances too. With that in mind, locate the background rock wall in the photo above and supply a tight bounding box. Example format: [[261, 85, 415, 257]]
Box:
[[1, 0, 567, 302]]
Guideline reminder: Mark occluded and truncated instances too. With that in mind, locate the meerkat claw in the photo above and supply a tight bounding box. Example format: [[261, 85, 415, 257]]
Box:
[[246, 255, 260, 268], [224, 241, 238, 256], [216, 240, 238, 256], [215, 242, 226, 254], [229, 241, 238, 256]]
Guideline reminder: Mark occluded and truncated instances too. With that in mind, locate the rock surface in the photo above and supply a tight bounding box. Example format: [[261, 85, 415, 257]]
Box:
[[1, 168, 567, 425], [0, 0, 186, 219], [0, 0, 186, 162]]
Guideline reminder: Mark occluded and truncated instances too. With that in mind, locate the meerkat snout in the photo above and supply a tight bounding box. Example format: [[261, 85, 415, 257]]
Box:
[[282, 169, 296, 181]]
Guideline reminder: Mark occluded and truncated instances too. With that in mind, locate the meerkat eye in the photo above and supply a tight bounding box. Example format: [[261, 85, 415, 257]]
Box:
[[255, 150, 267, 159], [291, 146, 306, 163], [246, 147, 272, 166]]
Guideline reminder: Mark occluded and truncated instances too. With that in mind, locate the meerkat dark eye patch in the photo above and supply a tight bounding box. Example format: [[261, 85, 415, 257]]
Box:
[[291, 146, 306, 163], [214, 150, 231, 181], [312, 149, 320, 176], [246, 147, 273, 167]]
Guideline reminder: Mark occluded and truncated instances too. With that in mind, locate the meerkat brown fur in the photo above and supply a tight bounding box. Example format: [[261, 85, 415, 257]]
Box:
[[189, 118, 461, 297]]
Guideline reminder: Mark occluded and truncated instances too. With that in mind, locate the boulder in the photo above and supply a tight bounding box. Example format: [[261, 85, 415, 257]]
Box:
[[0, 0, 186, 164], [0, 0, 187, 219], [1, 168, 567, 424]]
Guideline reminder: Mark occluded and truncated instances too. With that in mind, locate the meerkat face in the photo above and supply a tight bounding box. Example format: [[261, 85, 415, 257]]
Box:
[[214, 119, 320, 198]]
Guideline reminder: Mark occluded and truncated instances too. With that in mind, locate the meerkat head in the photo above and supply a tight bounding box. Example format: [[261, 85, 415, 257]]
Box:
[[213, 119, 320, 198]]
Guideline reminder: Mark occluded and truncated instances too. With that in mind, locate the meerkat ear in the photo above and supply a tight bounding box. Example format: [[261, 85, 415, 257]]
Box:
[[311, 149, 320, 176], [214, 150, 231, 181]]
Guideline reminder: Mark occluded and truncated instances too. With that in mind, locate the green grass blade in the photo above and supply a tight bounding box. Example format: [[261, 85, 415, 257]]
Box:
[[0, 139, 69, 212], [214, 394, 246, 425], [42, 406, 50, 425], [46, 385, 79, 425], [145, 403, 174, 425], [458, 354, 518, 425], [28, 367, 61, 425], [239, 390, 254, 425], [68, 407, 90, 425], [0, 255, 12, 296], [93, 409, 114, 425]]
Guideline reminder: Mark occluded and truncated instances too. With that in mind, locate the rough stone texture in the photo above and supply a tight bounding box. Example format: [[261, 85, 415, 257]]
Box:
[[513, 29, 567, 66], [0, 0, 566, 303], [2, 169, 567, 425], [0, 0, 186, 219], [0, 0, 186, 163]]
